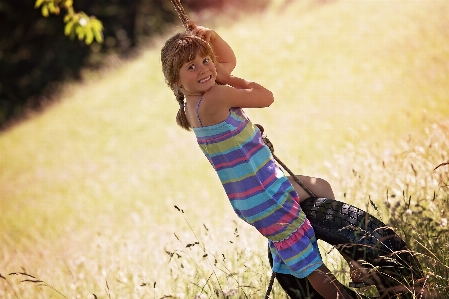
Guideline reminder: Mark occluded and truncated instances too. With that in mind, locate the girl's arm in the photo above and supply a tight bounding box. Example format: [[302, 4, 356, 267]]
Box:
[[202, 59, 273, 109], [208, 75, 274, 109], [198, 76, 273, 127], [190, 23, 272, 110], [189, 22, 236, 75]]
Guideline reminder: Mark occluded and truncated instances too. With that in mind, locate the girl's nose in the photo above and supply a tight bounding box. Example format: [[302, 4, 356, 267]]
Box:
[[199, 64, 208, 74]]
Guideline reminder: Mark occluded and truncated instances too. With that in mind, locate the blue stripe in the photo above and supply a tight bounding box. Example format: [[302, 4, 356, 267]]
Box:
[[243, 191, 292, 224], [216, 149, 271, 183], [229, 175, 287, 209], [211, 135, 266, 170], [193, 108, 246, 140]]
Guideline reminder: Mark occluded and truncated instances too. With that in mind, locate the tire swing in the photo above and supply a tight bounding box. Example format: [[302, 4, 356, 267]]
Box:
[[258, 125, 425, 299], [269, 197, 424, 299], [167, 1, 424, 298]]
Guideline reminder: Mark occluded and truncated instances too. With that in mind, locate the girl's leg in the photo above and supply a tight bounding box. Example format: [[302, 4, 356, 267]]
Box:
[[290, 176, 376, 288], [288, 176, 357, 298], [307, 265, 354, 299], [287, 175, 335, 202]]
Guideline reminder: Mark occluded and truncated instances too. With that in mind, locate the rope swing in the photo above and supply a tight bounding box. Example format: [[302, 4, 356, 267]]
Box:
[[170, 0, 191, 30], [168, 1, 317, 298]]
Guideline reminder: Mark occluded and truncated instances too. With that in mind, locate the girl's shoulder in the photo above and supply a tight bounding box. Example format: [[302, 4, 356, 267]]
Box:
[[204, 84, 232, 99], [197, 85, 234, 126], [200, 85, 231, 108]]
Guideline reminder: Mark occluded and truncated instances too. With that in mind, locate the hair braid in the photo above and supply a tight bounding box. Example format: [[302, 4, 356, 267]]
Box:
[[175, 89, 190, 131]]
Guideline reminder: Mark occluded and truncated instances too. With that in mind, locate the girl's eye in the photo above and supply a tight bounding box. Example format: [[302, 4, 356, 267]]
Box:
[[203, 58, 210, 64], [188, 64, 195, 70]]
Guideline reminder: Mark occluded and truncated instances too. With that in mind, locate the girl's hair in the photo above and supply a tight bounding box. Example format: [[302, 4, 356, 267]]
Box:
[[161, 32, 217, 131]]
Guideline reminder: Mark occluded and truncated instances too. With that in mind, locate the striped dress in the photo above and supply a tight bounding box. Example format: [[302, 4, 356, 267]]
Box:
[[192, 103, 323, 279]]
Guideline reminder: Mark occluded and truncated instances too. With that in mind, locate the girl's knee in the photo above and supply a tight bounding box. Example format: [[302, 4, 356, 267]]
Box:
[[289, 175, 334, 199], [316, 177, 332, 189], [314, 177, 334, 199]]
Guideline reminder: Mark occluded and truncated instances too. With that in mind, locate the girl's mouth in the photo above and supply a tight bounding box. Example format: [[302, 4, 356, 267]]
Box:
[[198, 75, 212, 84]]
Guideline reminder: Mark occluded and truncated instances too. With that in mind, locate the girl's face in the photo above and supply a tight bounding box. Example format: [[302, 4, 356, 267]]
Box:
[[177, 51, 217, 97]]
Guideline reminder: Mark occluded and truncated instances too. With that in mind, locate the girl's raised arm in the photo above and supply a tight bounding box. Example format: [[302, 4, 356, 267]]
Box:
[[189, 22, 236, 75], [203, 58, 273, 110]]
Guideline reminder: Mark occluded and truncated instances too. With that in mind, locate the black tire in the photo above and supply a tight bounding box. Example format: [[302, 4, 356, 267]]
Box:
[[268, 197, 424, 299]]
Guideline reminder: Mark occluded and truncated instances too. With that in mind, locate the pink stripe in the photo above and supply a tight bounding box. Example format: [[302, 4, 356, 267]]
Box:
[[228, 172, 276, 199], [215, 142, 263, 169], [275, 219, 313, 250], [258, 203, 301, 236], [229, 185, 264, 199], [261, 171, 277, 186]]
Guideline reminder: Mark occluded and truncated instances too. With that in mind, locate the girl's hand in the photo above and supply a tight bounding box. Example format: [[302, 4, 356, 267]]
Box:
[[188, 21, 237, 77], [188, 21, 216, 43]]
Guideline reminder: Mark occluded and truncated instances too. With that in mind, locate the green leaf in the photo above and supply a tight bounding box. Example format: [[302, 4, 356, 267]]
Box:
[[93, 28, 103, 43], [85, 23, 94, 45], [85, 31, 94, 45], [34, 0, 45, 9], [79, 11, 89, 20], [76, 26, 85, 40], [48, 1, 55, 13], [64, 21, 74, 36], [90, 19, 103, 31], [69, 29, 76, 40], [72, 14, 80, 23], [41, 5, 49, 17], [64, 0, 73, 9]]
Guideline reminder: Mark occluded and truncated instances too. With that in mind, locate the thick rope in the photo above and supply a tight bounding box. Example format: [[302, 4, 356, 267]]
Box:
[[170, 0, 191, 30]]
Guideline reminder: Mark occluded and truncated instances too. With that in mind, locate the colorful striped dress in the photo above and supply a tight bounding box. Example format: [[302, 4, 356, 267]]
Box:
[[192, 101, 323, 279]]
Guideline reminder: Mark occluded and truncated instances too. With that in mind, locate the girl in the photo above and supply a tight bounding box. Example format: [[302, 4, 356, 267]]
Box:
[[161, 23, 354, 299]]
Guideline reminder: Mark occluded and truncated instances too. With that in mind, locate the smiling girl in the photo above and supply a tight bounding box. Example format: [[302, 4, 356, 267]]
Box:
[[161, 22, 354, 299]]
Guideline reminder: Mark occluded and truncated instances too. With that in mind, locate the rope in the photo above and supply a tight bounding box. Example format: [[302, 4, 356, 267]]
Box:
[[170, 0, 191, 30], [168, 2, 317, 298], [257, 124, 317, 299], [265, 271, 276, 299], [255, 124, 317, 198]]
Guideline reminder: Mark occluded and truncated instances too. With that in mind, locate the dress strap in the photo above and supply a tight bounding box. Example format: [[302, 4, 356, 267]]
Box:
[[195, 96, 204, 127]]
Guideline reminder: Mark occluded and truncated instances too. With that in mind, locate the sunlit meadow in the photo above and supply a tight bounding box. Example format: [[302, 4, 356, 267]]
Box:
[[1, 0, 448, 298]]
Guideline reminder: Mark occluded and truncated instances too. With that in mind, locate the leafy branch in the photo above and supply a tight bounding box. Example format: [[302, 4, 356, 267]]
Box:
[[34, 0, 103, 45]]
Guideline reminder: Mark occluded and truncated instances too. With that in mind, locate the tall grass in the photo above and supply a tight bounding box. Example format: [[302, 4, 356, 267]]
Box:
[[1, 0, 449, 298], [323, 121, 449, 297]]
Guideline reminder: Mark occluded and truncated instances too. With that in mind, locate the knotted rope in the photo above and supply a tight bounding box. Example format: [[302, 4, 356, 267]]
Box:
[[168, 2, 317, 298]]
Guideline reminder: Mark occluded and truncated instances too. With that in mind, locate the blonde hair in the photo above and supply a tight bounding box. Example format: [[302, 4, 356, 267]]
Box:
[[161, 32, 217, 131]]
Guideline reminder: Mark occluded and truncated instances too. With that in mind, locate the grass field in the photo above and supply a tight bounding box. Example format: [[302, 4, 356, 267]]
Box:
[[1, 0, 449, 298]]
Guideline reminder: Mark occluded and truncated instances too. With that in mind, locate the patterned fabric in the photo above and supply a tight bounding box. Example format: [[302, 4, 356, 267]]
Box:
[[192, 103, 323, 278]]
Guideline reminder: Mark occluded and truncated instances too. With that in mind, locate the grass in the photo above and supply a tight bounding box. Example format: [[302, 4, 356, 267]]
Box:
[[1, 0, 449, 298]]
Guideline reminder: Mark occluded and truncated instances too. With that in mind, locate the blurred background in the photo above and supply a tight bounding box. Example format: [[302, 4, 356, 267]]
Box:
[[0, 0, 268, 129]]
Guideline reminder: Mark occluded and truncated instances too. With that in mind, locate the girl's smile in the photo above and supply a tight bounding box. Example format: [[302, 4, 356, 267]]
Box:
[[198, 75, 212, 84]]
